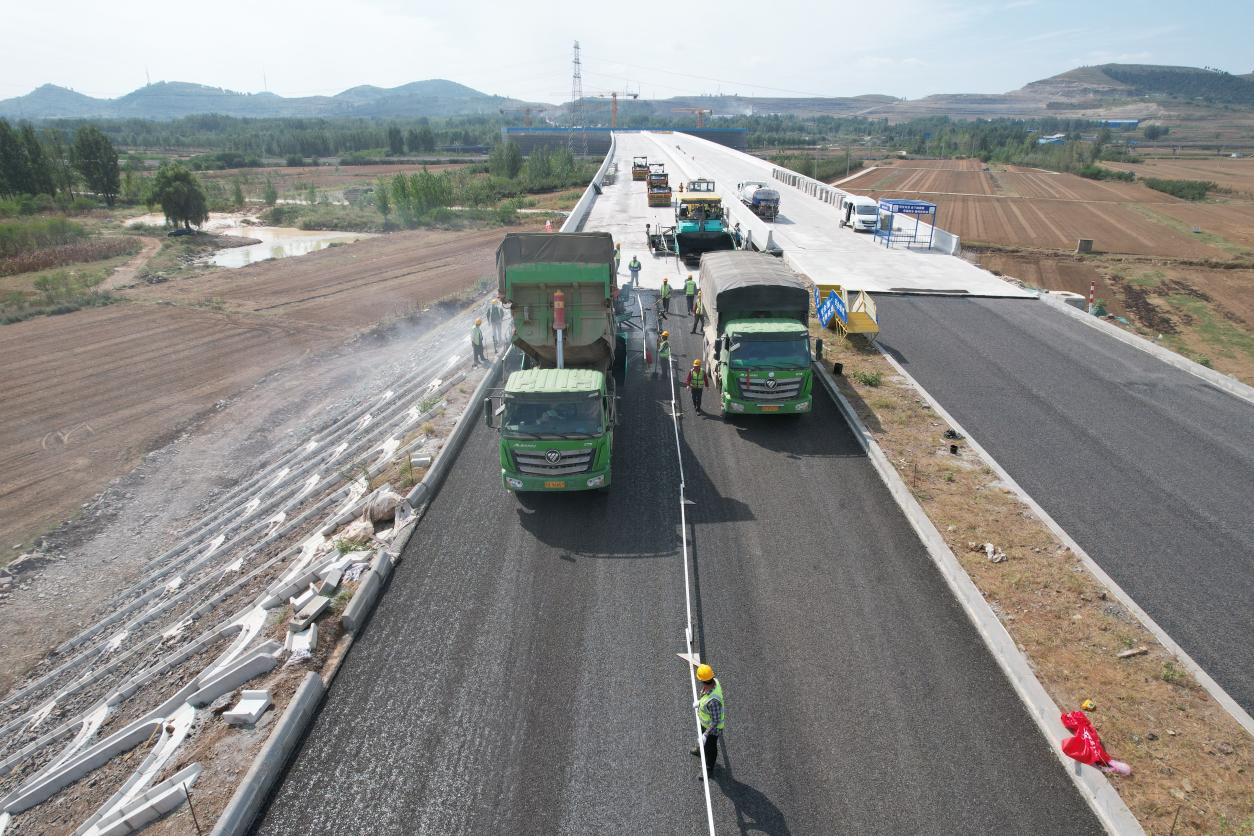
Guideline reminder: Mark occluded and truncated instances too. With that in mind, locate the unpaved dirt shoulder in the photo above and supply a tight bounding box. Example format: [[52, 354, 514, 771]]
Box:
[[814, 327, 1252, 835]]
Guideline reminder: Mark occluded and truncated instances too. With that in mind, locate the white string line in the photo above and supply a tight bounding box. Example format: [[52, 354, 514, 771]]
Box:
[[662, 311, 717, 836]]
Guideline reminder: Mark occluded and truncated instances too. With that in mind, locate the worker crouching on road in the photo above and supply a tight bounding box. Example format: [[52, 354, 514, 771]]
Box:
[[685, 359, 706, 412], [470, 318, 487, 368], [691, 664, 725, 776]]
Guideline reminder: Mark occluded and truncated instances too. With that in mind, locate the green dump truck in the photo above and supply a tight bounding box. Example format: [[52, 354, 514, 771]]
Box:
[[483, 232, 623, 493], [699, 251, 813, 416]]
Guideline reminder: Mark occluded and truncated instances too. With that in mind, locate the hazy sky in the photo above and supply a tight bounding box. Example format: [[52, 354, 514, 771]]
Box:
[[3, 0, 1251, 103]]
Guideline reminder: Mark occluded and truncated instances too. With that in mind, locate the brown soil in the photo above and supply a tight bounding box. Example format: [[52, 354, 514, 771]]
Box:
[[815, 330, 1254, 835], [98, 236, 161, 291], [969, 250, 1254, 383], [126, 227, 501, 330]]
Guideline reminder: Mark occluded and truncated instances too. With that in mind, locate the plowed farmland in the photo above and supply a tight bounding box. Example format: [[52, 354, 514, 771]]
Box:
[[1104, 156, 1254, 195], [841, 163, 1243, 257], [0, 227, 505, 549]]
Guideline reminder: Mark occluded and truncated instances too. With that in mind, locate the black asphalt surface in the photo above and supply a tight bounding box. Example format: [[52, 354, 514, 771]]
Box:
[[254, 292, 1098, 834], [877, 296, 1254, 712]]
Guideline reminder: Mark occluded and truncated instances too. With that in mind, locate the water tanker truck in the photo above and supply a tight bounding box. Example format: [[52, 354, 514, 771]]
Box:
[[737, 181, 781, 221], [699, 251, 813, 415], [483, 232, 624, 493]]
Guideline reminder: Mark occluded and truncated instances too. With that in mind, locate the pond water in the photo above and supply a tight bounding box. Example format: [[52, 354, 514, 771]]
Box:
[[126, 213, 371, 268]]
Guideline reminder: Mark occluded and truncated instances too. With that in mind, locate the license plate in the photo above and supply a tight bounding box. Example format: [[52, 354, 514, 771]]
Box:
[[760, 405, 780, 412], [544, 481, 566, 489]]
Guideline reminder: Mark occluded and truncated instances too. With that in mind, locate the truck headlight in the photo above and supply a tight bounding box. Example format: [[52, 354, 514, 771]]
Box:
[[729, 402, 745, 413], [796, 401, 811, 412], [586, 475, 605, 488], [506, 477, 524, 489]]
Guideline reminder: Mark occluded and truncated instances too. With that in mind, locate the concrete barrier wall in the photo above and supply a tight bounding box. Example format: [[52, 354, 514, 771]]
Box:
[[563, 134, 617, 233]]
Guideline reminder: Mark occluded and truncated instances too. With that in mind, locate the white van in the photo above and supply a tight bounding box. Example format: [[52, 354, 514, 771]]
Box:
[[839, 195, 879, 232]]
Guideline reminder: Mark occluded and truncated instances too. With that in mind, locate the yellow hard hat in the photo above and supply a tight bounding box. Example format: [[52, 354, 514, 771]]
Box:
[[661, 330, 669, 338], [663, 276, 669, 282], [696, 664, 714, 681], [474, 317, 482, 324], [693, 359, 702, 367], [688, 273, 693, 279]]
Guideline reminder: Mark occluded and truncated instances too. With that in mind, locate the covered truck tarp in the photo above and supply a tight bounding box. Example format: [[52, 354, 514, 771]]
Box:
[[699, 251, 810, 334], [496, 232, 616, 297]]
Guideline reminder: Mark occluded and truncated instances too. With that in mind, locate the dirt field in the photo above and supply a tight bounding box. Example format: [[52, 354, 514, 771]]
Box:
[[842, 163, 1251, 258], [971, 250, 1254, 383], [1104, 156, 1254, 196], [0, 228, 505, 552]]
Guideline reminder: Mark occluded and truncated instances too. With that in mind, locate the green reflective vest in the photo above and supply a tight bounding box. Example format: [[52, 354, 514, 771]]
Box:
[[471, 325, 483, 346], [697, 679, 725, 731], [661, 283, 671, 299], [690, 368, 705, 389], [685, 278, 697, 296], [629, 258, 641, 271], [658, 338, 671, 359], [693, 298, 704, 316]]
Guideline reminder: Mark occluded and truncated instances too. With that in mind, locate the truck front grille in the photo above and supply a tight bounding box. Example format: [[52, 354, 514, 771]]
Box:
[[741, 376, 803, 401], [513, 448, 594, 476]]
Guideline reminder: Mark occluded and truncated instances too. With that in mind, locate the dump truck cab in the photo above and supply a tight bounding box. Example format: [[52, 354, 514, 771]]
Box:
[[631, 156, 649, 181], [700, 251, 814, 416]]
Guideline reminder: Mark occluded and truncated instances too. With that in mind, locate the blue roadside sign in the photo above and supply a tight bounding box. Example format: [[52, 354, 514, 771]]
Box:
[[814, 287, 848, 327]]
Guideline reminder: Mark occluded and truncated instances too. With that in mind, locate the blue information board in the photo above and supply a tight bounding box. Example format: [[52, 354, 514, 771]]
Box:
[[814, 287, 848, 327]]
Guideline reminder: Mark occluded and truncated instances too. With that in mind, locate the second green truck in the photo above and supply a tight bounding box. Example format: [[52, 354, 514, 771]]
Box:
[[699, 251, 813, 416]]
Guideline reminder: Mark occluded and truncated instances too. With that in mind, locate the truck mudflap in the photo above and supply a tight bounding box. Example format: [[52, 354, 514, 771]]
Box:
[[501, 466, 611, 492]]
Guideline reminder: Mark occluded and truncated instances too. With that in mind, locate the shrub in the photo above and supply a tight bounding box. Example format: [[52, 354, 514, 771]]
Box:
[[852, 370, 883, 387], [0, 217, 87, 258], [0, 236, 140, 276], [1076, 165, 1135, 182], [1143, 178, 1216, 201]]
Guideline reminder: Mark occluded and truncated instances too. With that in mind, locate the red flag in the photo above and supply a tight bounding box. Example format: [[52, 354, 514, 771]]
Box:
[[1060, 710, 1112, 767]]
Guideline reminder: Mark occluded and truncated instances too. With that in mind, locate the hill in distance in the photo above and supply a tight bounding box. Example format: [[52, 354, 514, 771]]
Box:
[[2, 64, 1251, 123], [0, 79, 541, 120]]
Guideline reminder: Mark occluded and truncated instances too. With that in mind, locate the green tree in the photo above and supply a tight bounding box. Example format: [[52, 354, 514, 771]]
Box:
[[387, 126, 404, 155], [405, 128, 420, 153], [415, 126, 436, 152], [489, 141, 522, 179], [20, 124, 55, 197], [71, 126, 121, 205], [374, 177, 391, 222], [231, 178, 246, 208], [148, 162, 208, 229], [262, 177, 278, 206], [42, 130, 78, 200]]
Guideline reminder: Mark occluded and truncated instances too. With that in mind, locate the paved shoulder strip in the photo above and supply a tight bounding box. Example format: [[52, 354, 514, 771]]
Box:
[[811, 359, 1143, 835]]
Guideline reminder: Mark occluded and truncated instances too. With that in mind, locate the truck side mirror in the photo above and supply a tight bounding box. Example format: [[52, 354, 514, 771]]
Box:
[[482, 397, 499, 429]]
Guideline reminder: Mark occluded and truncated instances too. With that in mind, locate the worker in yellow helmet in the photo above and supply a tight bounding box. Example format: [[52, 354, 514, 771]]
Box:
[[690, 663, 725, 777], [654, 330, 671, 380], [684, 273, 697, 314], [684, 358, 706, 412], [470, 317, 487, 368]]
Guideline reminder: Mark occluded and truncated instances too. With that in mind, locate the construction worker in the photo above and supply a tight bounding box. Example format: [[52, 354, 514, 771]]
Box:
[[684, 273, 697, 314], [485, 297, 505, 355], [628, 255, 641, 287], [732, 222, 743, 248], [685, 358, 706, 412], [660, 277, 672, 316], [690, 663, 725, 776], [654, 330, 670, 379], [614, 242, 622, 275], [470, 318, 487, 368], [690, 290, 706, 335]]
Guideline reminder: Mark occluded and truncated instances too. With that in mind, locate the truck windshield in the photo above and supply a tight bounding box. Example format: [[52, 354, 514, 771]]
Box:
[[857, 205, 878, 216], [502, 398, 602, 438], [729, 336, 810, 370]]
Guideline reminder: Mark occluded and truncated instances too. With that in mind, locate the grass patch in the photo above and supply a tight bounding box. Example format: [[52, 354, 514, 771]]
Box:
[[1128, 204, 1252, 258], [0, 262, 121, 324], [1159, 292, 1254, 366], [851, 369, 883, 386]]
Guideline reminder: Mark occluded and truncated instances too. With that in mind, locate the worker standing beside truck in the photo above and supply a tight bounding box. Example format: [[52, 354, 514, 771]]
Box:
[[684, 274, 697, 314], [628, 255, 641, 287], [691, 291, 705, 335], [486, 297, 505, 355], [470, 318, 487, 368], [685, 359, 706, 412]]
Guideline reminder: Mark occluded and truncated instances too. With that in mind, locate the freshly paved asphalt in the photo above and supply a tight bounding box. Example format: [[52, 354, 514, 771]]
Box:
[[877, 296, 1254, 712], [255, 295, 1098, 834]]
